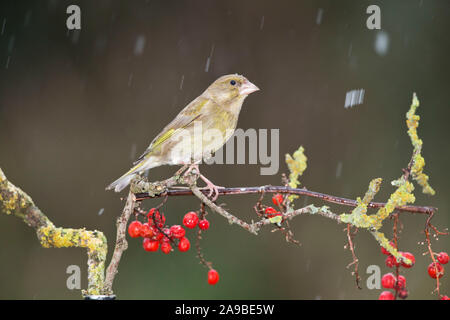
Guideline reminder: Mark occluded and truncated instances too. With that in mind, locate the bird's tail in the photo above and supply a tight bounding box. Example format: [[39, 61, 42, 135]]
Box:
[[106, 173, 136, 192], [106, 162, 146, 192]]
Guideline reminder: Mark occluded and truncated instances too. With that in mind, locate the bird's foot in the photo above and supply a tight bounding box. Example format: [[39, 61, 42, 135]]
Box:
[[184, 164, 222, 201], [184, 163, 200, 177], [199, 174, 222, 202]]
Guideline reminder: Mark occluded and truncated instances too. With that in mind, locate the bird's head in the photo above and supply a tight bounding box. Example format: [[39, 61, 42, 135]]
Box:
[[203, 74, 259, 105]]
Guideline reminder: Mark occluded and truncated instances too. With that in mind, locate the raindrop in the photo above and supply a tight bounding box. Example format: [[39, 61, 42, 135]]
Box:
[[316, 8, 324, 25], [204, 44, 215, 72], [344, 89, 365, 109], [5, 56, 10, 69], [179, 74, 184, 90], [205, 57, 211, 72], [336, 161, 343, 178], [98, 208, 105, 216], [134, 34, 146, 56], [374, 31, 390, 56], [260, 16, 265, 30], [1, 18, 6, 35]]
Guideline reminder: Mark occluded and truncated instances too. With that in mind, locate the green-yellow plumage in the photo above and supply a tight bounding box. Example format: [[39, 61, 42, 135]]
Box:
[[106, 74, 259, 192]]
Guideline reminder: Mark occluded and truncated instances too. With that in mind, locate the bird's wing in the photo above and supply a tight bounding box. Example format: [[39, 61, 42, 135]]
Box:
[[133, 97, 210, 165]]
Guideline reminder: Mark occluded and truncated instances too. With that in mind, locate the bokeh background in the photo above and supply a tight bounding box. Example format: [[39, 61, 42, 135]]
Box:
[[0, 0, 449, 299]]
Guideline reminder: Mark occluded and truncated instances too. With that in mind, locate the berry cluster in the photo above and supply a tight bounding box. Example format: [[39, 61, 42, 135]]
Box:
[[261, 194, 285, 219], [379, 242, 449, 300], [183, 211, 210, 231], [127, 208, 218, 285], [379, 242, 414, 300], [128, 208, 191, 254], [427, 251, 448, 300], [428, 252, 447, 279]]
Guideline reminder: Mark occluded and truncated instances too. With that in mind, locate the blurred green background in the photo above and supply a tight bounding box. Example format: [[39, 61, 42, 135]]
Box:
[[0, 0, 449, 299]]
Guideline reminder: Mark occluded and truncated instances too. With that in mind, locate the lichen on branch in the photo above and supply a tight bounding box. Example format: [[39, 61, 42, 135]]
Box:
[[340, 93, 435, 266], [406, 93, 435, 195], [285, 146, 307, 201], [0, 168, 107, 296]]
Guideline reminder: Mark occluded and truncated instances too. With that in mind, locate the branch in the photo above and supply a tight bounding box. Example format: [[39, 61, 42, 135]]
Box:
[[186, 172, 341, 235], [0, 168, 107, 296], [135, 185, 435, 215]]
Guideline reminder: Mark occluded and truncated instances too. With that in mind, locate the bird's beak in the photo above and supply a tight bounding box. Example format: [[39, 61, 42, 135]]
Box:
[[239, 80, 260, 96]]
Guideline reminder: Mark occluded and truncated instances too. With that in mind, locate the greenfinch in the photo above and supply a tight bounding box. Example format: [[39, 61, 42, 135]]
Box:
[[106, 74, 259, 193]]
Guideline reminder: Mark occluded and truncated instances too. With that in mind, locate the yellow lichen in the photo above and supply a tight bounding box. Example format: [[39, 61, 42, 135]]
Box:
[[406, 93, 435, 195], [38, 224, 107, 295], [340, 177, 414, 232], [340, 178, 382, 228], [3, 191, 18, 215], [371, 231, 409, 264], [285, 146, 307, 201]]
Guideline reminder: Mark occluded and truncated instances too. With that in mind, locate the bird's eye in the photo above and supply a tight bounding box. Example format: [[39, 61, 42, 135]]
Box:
[[230, 80, 236, 86]]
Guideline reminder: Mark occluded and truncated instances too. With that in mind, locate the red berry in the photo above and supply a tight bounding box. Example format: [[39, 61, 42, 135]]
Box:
[[381, 242, 396, 255], [381, 273, 396, 289], [265, 207, 280, 218], [385, 255, 399, 268], [272, 194, 284, 206], [128, 221, 142, 238], [208, 269, 219, 285], [183, 212, 199, 229], [265, 207, 277, 214], [160, 241, 172, 254], [437, 252, 449, 265], [441, 295, 450, 300], [199, 219, 210, 230], [379, 291, 395, 300], [153, 228, 164, 241], [178, 237, 190, 252], [143, 238, 159, 252], [170, 225, 186, 239], [428, 262, 444, 279], [162, 228, 172, 240], [400, 252, 415, 268], [147, 208, 165, 227], [398, 289, 408, 299], [140, 223, 154, 238], [396, 275, 406, 289]]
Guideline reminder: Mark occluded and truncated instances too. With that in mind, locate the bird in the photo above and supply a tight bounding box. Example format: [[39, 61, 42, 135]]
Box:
[[106, 74, 259, 198]]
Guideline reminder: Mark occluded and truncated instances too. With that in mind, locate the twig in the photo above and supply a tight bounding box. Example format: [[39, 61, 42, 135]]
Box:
[[393, 212, 400, 300], [103, 191, 136, 294], [345, 224, 361, 289], [424, 211, 441, 297]]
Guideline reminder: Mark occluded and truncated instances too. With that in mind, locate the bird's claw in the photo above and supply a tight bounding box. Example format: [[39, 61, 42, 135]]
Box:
[[200, 174, 222, 202], [185, 164, 221, 201]]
